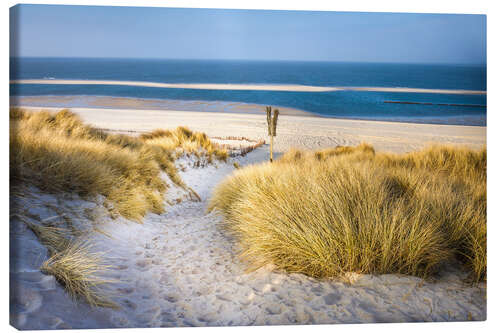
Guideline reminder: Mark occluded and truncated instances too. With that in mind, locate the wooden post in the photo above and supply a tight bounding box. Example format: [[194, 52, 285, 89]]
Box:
[[266, 106, 272, 162], [266, 106, 279, 163], [270, 135, 274, 162]]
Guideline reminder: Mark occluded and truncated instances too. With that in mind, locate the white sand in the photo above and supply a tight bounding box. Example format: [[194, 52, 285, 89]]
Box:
[[17, 106, 486, 154], [10, 153, 487, 329], [11, 79, 486, 95], [10, 107, 487, 329]]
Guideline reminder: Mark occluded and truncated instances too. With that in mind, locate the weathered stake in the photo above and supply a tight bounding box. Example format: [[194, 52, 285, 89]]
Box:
[[270, 134, 274, 162], [266, 106, 279, 162]]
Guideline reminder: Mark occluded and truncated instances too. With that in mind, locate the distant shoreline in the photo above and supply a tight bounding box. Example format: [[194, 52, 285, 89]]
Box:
[[10, 79, 487, 95]]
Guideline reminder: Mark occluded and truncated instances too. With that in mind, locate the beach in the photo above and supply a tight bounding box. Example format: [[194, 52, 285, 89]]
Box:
[[10, 102, 486, 329], [9, 5, 489, 330], [14, 99, 486, 154]]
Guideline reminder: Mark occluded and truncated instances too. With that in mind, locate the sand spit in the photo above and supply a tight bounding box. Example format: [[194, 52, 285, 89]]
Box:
[[10, 151, 486, 329], [10, 95, 313, 117], [10, 79, 486, 95]]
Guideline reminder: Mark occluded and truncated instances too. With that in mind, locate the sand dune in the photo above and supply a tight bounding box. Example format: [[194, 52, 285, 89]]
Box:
[[10, 106, 486, 329], [11, 153, 486, 329], [10, 79, 486, 95]]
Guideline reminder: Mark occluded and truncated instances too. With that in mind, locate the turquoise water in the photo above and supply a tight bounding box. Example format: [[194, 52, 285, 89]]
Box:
[[10, 58, 486, 125]]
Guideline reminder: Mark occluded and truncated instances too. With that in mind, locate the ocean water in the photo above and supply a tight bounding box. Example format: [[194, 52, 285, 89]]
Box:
[[10, 58, 486, 125]]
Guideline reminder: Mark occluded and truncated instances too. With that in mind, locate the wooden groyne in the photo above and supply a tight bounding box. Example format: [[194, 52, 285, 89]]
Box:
[[384, 101, 486, 108]]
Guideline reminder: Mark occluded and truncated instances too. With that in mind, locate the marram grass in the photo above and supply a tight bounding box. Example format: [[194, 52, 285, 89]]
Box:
[[209, 144, 486, 282], [10, 108, 230, 308], [10, 108, 227, 221], [41, 239, 118, 308], [19, 220, 118, 308]]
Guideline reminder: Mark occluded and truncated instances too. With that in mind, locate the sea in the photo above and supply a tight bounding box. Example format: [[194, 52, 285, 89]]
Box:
[[10, 58, 487, 126]]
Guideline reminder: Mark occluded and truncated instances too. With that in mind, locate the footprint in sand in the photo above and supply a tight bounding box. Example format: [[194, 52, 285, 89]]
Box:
[[216, 293, 233, 302], [311, 286, 324, 295], [161, 311, 178, 322], [164, 294, 179, 303], [117, 287, 135, 294], [197, 285, 214, 296], [136, 259, 152, 270], [122, 299, 137, 310], [265, 303, 283, 315], [324, 292, 342, 305]]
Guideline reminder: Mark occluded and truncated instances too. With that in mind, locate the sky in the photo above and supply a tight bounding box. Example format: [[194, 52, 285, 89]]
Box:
[[10, 4, 486, 64]]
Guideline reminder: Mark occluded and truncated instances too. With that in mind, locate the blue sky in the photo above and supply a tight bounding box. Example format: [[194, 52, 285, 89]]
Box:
[[10, 4, 486, 64]]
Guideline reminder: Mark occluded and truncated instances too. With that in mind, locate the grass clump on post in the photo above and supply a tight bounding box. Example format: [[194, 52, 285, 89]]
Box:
[[209, 144, 486, 282], [265, 106, 279, 162]]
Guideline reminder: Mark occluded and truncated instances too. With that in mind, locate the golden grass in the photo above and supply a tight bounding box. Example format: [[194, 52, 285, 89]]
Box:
[[10, 108, 230, 308], [140, 127, 228, 162], [16, 218, 117, 308], [23, 221, 72, 254], [209, 144, 486, 282], [40, 240, 118, 308], [10, 108, 227, 221]]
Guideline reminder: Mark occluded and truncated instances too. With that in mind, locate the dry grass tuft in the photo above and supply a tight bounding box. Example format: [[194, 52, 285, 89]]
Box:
[[10, 108, 225, 220], [12, 210, 117, 309], [23, 221, 72, 254], [16, 218, 117, 308], [40, 240, 118, 308], [209, 144, 486, 282], [139, 126, 228, 162]]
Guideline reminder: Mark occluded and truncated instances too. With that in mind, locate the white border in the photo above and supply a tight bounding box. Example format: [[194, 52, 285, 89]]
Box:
[[2, 1, 497, 333]]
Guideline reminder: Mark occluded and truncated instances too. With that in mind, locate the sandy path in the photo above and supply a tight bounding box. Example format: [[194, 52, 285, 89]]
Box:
[[91, 151, 486, 327], [10, 149, 486, 329]]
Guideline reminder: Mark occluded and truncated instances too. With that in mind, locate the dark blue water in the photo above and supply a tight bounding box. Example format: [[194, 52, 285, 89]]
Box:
[[10, 58, 487, 125]]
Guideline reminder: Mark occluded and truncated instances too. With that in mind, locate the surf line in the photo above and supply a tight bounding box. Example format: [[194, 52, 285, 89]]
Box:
[[10, 79, 487, 95]]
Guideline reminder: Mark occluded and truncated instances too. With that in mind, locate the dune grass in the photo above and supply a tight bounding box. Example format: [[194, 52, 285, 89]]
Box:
[[23, 221, 72, 254], [40, 239, 118, 308], [10, 108, 227, 221], [16, 219, 117, 308], [10, 108, 230, 308], [209, 144, 486, 282]]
